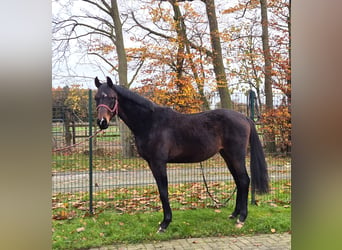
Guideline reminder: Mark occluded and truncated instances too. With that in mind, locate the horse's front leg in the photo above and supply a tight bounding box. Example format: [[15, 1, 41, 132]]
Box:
[[148, 160, 172, 233]]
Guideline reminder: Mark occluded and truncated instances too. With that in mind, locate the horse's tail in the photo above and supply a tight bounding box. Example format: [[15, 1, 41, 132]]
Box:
[[248, 118, 269, 194]]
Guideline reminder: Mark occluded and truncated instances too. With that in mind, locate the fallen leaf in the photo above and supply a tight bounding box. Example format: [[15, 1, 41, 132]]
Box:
[[52, 210, 68, 220], [76, 227, 85, 233]]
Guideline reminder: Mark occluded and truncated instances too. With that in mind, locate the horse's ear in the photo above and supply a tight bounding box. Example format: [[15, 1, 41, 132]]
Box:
[[95, 77, 101, 88], [106, 76, 114, 88]]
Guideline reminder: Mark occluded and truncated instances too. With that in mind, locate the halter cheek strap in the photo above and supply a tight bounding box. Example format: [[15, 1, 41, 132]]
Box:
[[96, 99, 119, 115]]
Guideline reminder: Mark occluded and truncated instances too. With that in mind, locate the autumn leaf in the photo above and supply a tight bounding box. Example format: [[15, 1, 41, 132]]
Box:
[[52, 210, 68, 220]]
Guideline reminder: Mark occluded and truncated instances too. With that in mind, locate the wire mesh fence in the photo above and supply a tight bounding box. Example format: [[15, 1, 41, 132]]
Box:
[[52, 89, 291, 220]]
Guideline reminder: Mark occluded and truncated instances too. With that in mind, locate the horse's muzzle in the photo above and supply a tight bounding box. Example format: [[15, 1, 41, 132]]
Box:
[[97, 118, 108, 130]]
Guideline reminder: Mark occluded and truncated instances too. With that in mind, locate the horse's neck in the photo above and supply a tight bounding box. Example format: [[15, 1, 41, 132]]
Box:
[[118, 100, 153, 135]]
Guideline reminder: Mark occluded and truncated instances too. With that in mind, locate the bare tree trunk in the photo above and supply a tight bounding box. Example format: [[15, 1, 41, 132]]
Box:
[[287, 0, 291, 104], [110, 0, 128, 88], [260, 0, 273, 109], [260, 0, 276, 153], [110, 0, 134, 157], [203, 0, 232, 109], [286, 0, 291, 154]]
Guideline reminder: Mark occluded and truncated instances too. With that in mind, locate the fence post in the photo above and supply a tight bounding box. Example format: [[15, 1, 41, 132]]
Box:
[[88, 89, 94, 214], [248, 90, 257, 205], [248, 89, 255, 121]]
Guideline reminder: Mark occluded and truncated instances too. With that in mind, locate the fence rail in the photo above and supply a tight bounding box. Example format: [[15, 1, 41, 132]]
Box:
[[52, 89, 291, 219]]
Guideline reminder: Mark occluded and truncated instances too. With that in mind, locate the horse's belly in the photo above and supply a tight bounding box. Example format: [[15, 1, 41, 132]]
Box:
[[167, 146, 218, 163]]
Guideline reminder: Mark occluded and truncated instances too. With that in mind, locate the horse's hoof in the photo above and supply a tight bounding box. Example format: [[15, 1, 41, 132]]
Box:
[[157, 227, 166, 233], [235, 219, 245, 229], [228, 214, 236, 219]]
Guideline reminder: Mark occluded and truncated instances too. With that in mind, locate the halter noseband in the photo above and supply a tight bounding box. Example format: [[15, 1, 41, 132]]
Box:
[[96, 99, 119, 115]]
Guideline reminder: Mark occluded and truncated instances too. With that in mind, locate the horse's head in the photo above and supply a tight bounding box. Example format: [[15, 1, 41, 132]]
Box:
[[94, 76, 119, 130]]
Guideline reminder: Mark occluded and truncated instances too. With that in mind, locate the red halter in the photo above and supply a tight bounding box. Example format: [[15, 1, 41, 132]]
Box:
[[96, 99, 119, 115]]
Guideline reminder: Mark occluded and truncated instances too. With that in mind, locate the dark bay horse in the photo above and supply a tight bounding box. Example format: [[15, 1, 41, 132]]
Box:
[[95, 76, 269, 232]]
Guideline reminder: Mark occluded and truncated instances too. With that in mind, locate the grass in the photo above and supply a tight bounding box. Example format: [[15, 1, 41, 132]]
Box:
[[52, 204, 291, 249], [52, 180, 291, 249]]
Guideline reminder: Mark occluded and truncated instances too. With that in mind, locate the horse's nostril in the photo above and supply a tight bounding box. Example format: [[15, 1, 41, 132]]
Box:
[[97, 118, 108, 129]]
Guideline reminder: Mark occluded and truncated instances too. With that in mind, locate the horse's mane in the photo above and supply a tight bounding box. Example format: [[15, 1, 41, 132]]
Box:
[[113, 85, 155, 111]]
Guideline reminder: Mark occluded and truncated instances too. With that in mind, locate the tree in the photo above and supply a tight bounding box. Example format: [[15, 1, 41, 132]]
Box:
[[53, 0, 133, 88], [130, 0, 206, 113], [260, 0, 273, 109], [162, 0, 233, 109], [220, 0, 290, 153], [53, 0, 138, 157], [171, 0, 210, 110], [202, 0, 232, 109], [268, 0, 291, 103]]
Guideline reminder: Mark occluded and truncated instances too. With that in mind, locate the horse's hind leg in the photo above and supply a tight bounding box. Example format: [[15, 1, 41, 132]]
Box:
[[220, 149, 250, 227], [148, 160, 172, 233]]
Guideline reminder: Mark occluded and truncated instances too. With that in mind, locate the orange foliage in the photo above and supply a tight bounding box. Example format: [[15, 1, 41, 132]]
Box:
[[260, 106, 291, 153], [52, 86, 89, 120], [136, 76, 203, 114], [222, 0, 259, 15]]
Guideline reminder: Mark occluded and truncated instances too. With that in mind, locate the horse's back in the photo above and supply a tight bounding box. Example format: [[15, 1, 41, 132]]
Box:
[[153, 107, 250, 138], [146, 108, 250, 163]]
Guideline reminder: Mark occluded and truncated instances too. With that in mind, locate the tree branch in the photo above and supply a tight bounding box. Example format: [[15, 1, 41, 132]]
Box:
[[128, 59, 145, 87], [131, 11, 212, 58], [88, 52, 118, 72], [81, 0, 111, 16]]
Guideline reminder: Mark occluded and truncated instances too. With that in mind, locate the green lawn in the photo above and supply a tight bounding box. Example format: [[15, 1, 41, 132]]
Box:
[[52, 180, 291, 249], [52, 204, 291, 249]]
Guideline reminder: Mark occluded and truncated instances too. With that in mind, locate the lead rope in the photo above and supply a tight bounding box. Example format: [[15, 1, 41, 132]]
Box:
[[52, 129, 105, 152], [199, 162, 237, 208]]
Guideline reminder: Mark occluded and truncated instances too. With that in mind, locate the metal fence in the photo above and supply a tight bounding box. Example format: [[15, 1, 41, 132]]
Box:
[[52, 89, 291, 220]]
